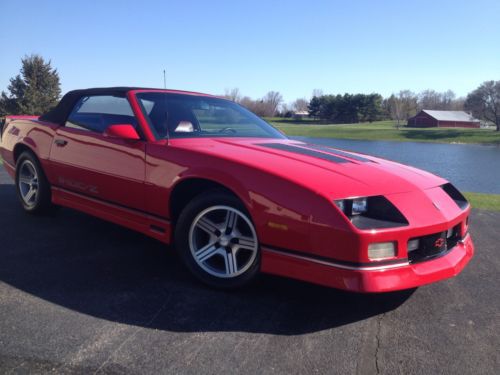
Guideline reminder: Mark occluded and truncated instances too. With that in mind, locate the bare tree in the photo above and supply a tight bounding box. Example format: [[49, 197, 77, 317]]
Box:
[[388, 90, 418, 127], [239, 96, 271, 117], [418, 90, 442, 110], [292, 98, 309, 112], [387, 95, 405, 128], [311, 89, 323, 99], [280, 103, 291, 117], [239, 96, 260, 114], [417, 89, 459, 110], [262, 91, 283, 117], [465, 80, 500, 131], [442, 90, 456, 109], [223, 88, 241, 102], [450, 97, 465, 111]]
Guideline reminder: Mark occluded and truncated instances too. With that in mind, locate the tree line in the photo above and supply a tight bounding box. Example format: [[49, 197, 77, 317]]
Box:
[[225, 85, 499, 131], [1, 55, 499, 131], [223, 88, 284, 118], [226, 89, 467, 124], [308, 93, 383, 123]]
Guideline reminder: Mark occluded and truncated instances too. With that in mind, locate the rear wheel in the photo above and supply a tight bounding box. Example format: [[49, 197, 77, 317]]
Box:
[[15, 151, 54, 214], [175, 191, 260, 289]]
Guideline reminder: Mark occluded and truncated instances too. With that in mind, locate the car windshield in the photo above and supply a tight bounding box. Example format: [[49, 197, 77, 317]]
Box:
[[136, 92, 286, 139]]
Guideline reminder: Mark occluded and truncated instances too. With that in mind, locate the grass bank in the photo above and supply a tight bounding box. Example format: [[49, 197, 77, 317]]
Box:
[[464, 192, 500, 211], [268, 119, 500, 145]]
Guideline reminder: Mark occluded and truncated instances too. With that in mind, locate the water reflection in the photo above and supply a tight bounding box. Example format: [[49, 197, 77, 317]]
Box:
[[295, 137, 500, 194]]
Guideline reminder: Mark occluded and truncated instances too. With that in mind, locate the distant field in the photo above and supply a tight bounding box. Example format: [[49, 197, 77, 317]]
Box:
[[268, 119, 500, 145]]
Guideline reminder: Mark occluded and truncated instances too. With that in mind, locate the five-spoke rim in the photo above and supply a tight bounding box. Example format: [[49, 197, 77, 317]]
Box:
[[18, 160, 39, 207], [188, 205, 258, 278]]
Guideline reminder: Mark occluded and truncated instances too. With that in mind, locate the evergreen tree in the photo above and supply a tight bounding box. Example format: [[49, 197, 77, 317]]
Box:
[[0, 55, 61, 116], [308, 96, 323, 118], [309, 93, 383, 123]]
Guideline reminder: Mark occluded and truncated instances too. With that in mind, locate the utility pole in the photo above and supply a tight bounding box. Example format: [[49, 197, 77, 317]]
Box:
[[163, 69, 166, 89]]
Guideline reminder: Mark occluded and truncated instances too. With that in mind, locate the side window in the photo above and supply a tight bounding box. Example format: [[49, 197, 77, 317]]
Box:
[[65, 95, 137, 133]]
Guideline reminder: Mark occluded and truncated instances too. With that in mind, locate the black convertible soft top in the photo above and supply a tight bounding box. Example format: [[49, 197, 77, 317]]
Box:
[[39, 87, 146, 125]]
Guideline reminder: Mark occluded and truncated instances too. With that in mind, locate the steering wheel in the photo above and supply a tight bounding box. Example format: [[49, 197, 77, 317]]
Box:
[[218, 127, 237, 134]]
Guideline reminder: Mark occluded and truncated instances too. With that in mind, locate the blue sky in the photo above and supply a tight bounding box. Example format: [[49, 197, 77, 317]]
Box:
[[0, 0, 498, 102]]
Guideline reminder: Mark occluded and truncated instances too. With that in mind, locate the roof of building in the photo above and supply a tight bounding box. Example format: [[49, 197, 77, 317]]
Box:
[[294, 110, 309, 116], [420, 110, 479, 122]]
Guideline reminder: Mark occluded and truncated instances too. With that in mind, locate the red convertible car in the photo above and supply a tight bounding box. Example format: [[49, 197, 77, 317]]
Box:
[[0, 87, 474, 292]]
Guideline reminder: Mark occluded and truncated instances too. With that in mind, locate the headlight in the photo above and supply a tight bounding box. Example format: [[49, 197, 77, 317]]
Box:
[[334, 197, 368, 216], [334, 196, 408, 230], [352, 198, 368, 215]]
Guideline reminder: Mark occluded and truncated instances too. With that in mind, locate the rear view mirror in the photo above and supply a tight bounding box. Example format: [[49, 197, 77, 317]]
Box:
[[104, 124, 140, 140]]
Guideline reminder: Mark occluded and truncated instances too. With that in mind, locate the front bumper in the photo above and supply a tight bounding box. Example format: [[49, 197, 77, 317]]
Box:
[[261, 233, 474, 293]]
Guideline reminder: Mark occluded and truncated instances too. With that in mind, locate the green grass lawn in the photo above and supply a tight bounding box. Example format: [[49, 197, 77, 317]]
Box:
[[268, 119, 500, 145], [464, 192, 500, 211]]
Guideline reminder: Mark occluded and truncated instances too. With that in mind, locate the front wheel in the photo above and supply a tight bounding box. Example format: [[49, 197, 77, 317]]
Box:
[[175, 192, 260, 289]]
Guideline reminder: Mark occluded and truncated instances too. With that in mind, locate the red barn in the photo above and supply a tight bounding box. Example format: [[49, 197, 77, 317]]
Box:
[[407, 110, 481, 128]]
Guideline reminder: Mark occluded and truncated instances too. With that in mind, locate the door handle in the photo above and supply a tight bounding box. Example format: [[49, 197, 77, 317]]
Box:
[[54, 139, 68, 147]]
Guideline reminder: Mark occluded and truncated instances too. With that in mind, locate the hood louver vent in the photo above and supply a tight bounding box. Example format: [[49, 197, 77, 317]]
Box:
[[442, 183, 469, 210], [258, 143, 351, 163]]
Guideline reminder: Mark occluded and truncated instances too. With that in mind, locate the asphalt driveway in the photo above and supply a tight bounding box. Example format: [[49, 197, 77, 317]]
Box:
[[0, 168, 498, 374]]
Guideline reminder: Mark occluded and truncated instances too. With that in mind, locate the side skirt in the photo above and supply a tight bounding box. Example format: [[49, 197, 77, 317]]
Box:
[[52, 186, 172, 244]]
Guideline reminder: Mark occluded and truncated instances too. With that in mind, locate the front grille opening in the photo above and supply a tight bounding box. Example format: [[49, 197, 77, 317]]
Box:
[[408, 224, 461, 264], [442, 183, 469, 210]]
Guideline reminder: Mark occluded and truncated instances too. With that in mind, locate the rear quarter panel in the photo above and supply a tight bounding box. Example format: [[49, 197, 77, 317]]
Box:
[[0, 119, 59, 179]]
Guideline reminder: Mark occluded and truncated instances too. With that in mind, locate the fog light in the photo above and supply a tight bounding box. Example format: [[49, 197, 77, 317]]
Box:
[[407, 239, 420, 252], [368, 242, 396, 259]]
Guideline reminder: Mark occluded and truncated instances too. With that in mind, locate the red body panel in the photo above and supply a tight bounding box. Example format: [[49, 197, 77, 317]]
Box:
[[0, 92, 474, 293], [49, 126, 147, 211]]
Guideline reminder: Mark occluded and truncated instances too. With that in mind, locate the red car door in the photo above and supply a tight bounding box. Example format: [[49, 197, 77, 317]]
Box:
[[49, 95, 146, 211]]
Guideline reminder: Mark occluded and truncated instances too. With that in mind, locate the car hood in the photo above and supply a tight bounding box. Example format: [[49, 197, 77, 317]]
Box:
[[169, 138, 447, 199]]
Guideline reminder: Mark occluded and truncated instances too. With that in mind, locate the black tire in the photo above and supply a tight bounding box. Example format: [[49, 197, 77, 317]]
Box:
[[15, 151, 54, 214], [174, 191, 260, 289]]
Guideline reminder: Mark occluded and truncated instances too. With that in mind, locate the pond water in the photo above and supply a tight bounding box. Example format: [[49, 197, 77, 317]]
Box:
[[295, 137, 500, 194]]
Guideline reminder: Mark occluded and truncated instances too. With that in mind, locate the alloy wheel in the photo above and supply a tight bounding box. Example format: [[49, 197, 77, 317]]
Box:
[[188, 205, 258, 278]]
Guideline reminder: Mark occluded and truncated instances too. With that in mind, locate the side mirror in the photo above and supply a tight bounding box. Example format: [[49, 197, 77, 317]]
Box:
[[104, 124, 140, 140]]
